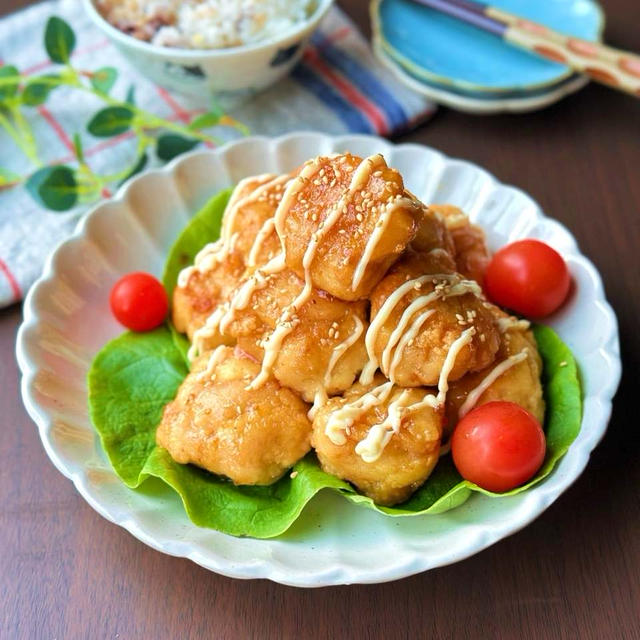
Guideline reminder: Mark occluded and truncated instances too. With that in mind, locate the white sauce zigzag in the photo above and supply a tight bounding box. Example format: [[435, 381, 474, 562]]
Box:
[[250, 154, 386, 390], [458, 349, 529, 418]]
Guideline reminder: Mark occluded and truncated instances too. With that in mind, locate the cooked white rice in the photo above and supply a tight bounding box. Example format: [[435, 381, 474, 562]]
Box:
[[97, 0, 316, 49]]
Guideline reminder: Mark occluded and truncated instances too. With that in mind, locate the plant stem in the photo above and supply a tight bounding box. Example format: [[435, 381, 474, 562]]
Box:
[[0, 109, 40, 165], [10, 104, 41, 166], [0, 75, 64, 88]]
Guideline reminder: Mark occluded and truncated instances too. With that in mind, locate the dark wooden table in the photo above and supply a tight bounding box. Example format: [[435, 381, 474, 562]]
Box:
[[2, 1, 639, 638]]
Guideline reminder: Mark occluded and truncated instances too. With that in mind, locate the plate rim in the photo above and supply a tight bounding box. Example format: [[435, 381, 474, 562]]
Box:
[[372, 37, 590, 114], [16, 132, 622, 587]]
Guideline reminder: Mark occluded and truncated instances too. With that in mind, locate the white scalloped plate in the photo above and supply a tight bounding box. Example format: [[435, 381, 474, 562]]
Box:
[[17, 133, 620, 587]]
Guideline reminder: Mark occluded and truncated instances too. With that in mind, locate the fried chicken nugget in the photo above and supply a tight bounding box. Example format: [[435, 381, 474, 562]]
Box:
[[445, 315, 545, 435], [218, 268, 369, 402], [172, 174, 289, 341], [173, 245, 245, 341], [364, 250, 500, 387], [411, 204, 456, 257], [220, 173, 290, 266], [156, 346, 312, 485], [312, 375, 443, 505], [277, 153, 423, 301], [430, 204, 491, 287]]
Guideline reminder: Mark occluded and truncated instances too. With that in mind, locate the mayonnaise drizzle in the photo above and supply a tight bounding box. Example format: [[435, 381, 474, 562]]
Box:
[[177, 173, 280, 290], [360, 276, 481, 384], [435, 327, 476, 405], [196, 345, 228, 381], [250, 154, 384, 389], [188, 253, 285, 361], [220, 173, 277, 243], [273, 157, 326, 239], [354, 389, 415, 462], [388, 309, 435, 383], [327, 326, 475, 462], [497, 316, 531, 333], [458, 349, 529, 418], [350, 191, 415, 291], [323, 315, 365, 387], [307, 389, 328, 421], [324, 381, 394, 445], [247, 218, 276, 267]]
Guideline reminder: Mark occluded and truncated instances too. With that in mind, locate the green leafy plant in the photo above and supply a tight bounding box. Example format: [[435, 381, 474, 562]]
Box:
[[87, 190, 583, 539], [0, 16, 248, 211]]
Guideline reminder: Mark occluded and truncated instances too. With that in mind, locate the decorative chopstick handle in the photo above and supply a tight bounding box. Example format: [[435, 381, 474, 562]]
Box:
[[486, 7, 640, 97]]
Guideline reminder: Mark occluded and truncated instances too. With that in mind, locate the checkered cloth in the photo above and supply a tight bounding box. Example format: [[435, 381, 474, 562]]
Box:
[[0, 0, 434, 307]]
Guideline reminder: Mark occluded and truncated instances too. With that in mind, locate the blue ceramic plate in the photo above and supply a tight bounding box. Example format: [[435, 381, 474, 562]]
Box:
[[372, 0, 603, 93], [373, 37, 590, 114]]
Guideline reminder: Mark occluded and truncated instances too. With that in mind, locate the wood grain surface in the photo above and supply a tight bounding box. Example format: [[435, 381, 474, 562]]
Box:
[[1, 1, 639, 639]]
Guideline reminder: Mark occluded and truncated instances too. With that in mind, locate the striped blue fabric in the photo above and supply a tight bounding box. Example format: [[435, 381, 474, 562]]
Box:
[[291, 64, 376, 134], [310, 31, 409, 131]]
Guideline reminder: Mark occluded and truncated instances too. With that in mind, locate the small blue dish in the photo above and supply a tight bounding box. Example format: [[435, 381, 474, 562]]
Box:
[[372, 0, 604, 93]]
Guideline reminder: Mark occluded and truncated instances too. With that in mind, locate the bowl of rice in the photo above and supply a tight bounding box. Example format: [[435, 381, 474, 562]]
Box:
[[83, 0, 334, 101]]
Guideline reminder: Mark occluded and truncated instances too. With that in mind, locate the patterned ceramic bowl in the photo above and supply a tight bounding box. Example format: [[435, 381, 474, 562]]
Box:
[[82, 0, 333, 102]]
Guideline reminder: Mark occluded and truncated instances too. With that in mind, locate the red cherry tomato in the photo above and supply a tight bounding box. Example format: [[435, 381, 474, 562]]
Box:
[[451, 401, 546, 492], [110, 272, 168, 332], [485, 239, 570, 318]]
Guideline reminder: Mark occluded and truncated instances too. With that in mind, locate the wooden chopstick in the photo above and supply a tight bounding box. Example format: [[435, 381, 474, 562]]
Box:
[[410, 0, 640, 97]]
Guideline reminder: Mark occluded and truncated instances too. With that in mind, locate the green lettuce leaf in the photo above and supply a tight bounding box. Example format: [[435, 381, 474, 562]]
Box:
[[87, 191, 582, 538], [162, 188, 232, 296], [162, 188, 232, 364]]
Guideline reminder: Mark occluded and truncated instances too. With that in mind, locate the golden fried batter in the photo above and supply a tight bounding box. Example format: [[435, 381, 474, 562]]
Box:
[[430, 204, 491, 287], [411, 204, 456, 258], [277, 153, 423, 300], [220, 173, 290, 266], [172, 246, 245, 341], [366, 251, 500, 387], [445, 315, 545, 435], [172, 174, 292, 342], [312, 375, 443, 505], [161, 154, 547, 509], [156, 346, 312, 485], [219, 268, 369, 402]]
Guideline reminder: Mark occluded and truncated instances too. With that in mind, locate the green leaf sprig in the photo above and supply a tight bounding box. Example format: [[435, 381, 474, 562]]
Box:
[[0, 16, 247, 211]]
